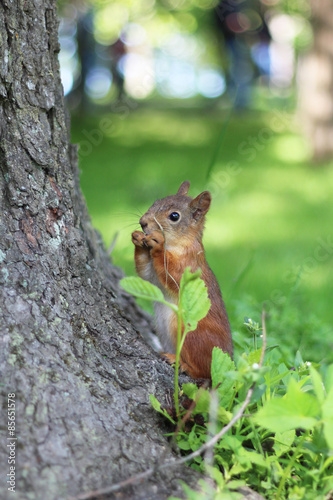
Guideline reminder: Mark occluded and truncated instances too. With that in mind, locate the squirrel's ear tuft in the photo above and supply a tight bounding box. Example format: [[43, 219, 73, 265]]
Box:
[[177, 181, 190, 196], [190, 191, 211, 220]]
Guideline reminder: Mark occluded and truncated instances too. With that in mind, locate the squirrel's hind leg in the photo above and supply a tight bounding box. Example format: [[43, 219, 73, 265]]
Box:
[[160, 352, 205, 379]]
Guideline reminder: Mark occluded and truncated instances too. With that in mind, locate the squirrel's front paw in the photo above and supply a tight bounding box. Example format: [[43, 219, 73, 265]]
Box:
[[132, 230, 147, 248], [161, 353, 176, 366], [144, 230, 165, 249]]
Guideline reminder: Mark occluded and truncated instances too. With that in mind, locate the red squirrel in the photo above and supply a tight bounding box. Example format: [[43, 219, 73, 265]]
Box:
[[132, 181, 233, 379]]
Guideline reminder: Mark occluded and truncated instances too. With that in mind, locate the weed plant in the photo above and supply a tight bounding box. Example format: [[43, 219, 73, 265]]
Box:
[[121, 271, 333, 500]]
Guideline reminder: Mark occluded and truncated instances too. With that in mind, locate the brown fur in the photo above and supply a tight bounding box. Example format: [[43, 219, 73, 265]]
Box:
[[132, 181, 233, 379]]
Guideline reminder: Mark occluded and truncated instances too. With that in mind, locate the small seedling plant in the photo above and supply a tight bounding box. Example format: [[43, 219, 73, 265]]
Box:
[[120, 270, 333, 500], [121, 267, 210, 416]]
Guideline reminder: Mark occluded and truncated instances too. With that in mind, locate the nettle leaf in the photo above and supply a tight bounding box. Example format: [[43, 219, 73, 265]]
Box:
[[255, 378, 320, 433], [179, 267, 211, 332], [273, 430, 295, 457], [211, 347, 236, 409], [180, 267, 202, 283], [120, 276, 174, 308], [149, 394, 176, 424]]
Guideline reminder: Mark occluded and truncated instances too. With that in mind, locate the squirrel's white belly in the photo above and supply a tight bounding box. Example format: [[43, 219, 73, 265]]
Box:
[[154, 301, 176, 353], [142, 259, 177, 353]]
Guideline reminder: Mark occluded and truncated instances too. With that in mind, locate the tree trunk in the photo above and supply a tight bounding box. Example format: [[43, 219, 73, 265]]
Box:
[[0, 2, 264, 500], [0, 1, 196, 499], [298, 0, 333, 162]]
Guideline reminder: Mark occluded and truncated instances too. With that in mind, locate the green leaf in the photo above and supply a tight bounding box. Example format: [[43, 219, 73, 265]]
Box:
[[182, 382, 231, 423], [236, 449, 269, 469], [180, 266, 202, 283], [182, 383, 198, 400], [255, 378, 320, 433], [218, 406, 232, 425], [177, 438, 192, 451], [188, 426, 204, 449], [322, 386, 333, 449], [325, 365, 333, 393], [265, 365, 291, 388], [323, 420, 333, 451], [248, 348, 262, 366], [311, 426, 329, 452], [211, 347, 236, 409], [120, 276, 175, 308], [265, 344, 279, 353], [295, 350, 303, 368], [207, 465, 225, 488], [226, 480, 247, 491], [179, 267, 211, 332], [310, 366, 325, 404], [229, 462, 250, 477], [221, 435, 243, 452], [322, 456, 333, 474], [150, 393, 162, 411], [181, 383, 213, 415], [278, 363, 292, 386], [149, 394, 176, 424], [192, 387, 211, 415], [273, 430, 295, 457]]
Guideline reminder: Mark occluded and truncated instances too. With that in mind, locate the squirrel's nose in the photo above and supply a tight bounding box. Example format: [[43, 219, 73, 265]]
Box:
[[140, 218, 148, 233]]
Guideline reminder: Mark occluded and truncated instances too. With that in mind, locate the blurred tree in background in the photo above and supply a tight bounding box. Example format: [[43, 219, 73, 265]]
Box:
[[298, 0, 333, 161], [57, 0, 332, 161], [57, 1, 301, 104]]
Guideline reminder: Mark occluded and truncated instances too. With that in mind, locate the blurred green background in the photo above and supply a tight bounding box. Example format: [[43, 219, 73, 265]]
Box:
[[60, 0, 333, 363]]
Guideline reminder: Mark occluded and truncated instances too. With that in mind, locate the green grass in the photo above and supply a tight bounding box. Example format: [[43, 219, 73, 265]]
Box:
[[70, 103, 333, 363]]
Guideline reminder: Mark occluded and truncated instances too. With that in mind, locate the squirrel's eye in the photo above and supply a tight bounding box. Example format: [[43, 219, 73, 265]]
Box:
[[169, 212, 180, 222]]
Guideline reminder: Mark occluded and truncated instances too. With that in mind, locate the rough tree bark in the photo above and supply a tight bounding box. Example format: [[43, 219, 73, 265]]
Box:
[[0, 1, 198, 499], [0, 2, 263, 500], [298, 0, 333, 162]]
